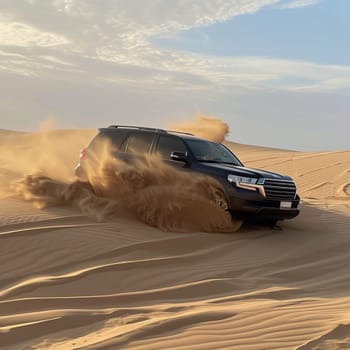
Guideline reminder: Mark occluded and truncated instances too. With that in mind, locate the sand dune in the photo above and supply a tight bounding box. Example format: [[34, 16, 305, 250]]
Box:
[[0, 126, 350, 349]]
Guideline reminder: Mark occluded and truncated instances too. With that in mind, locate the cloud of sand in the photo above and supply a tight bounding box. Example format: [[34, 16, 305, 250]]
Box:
[[12, 151, 242, 233], [170, 114, 229, 143], [0, 128, 97, 195], [3, 116, 241, 232]]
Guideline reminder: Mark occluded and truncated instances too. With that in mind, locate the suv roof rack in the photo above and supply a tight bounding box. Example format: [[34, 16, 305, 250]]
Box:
[[167, 130, 194, 136], [107, 125, 194, 136], [108, 125, 167, 133]]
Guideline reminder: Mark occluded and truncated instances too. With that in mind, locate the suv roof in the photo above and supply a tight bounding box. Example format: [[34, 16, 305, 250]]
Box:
[[105, 125, 198, 140]]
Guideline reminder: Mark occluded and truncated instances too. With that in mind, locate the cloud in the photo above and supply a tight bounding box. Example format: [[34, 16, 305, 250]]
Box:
[[0, 1, 281, 82], [0, 0, 348, 151], [279, 0, 321, 9], [0, 0, 348, 93], [0, 1, 280, 48], [290, 77, 350, 92], [0, 16, 70, 47]]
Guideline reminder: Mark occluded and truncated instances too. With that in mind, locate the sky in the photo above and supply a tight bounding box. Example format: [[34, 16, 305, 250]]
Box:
[[0, 0, 349, 151]]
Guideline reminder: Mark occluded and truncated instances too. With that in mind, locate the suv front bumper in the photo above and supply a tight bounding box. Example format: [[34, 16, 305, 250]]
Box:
[[229, 197, 300, 221]]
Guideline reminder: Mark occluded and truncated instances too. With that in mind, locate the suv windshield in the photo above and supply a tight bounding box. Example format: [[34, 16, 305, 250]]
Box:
[[186, 139, 242, 166]]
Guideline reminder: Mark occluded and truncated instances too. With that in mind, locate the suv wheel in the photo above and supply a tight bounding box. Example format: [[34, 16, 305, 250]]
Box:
[[213, 189, 229, 211]]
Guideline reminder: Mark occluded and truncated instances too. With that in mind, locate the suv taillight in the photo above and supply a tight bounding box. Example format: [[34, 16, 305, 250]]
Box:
[[80, 147, 87, 160]]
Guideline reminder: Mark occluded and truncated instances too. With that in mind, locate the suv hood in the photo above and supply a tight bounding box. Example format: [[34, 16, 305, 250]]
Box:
[[200, 162, 292, 180]]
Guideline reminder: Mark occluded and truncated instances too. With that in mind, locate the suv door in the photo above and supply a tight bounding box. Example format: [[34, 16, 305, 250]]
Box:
[[154, 135, 189, 168]]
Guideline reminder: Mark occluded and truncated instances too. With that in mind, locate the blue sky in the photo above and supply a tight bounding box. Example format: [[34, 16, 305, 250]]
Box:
[[154, 0, 349, 66], [0, 0, 349, 151]]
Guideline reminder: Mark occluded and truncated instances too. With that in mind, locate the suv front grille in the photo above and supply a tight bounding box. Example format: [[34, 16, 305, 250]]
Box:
[[263, 179, 297, 200]]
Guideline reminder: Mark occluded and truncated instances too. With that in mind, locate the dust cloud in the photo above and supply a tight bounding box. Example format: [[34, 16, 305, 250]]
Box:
[[3, 117, 241, 233], [12, 152, 241, 233], [170, 114, 229, 143], [0, 128, 96, 188]]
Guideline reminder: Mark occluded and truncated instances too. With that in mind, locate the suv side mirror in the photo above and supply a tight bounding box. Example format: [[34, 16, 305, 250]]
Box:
[[171, 151, 188, 163]]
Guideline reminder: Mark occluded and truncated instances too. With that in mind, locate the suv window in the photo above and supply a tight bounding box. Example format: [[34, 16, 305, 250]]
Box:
[[156, 136, 187, 160], [186, 139, 242, 165], [88, 130, 126, 152], [124, 132, 155, 154], [108, 131, 128, 150]]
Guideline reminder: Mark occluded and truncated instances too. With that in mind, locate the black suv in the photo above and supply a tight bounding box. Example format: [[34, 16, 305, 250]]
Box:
[[75, 125, 300, 223]]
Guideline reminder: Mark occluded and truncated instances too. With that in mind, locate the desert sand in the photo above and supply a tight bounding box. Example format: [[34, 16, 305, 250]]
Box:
[[0, 120, 350, 349]]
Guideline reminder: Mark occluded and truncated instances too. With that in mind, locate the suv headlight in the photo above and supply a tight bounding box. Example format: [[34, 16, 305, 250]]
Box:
[[227, 174, 265, 196], [227, 175, 258, 185]]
